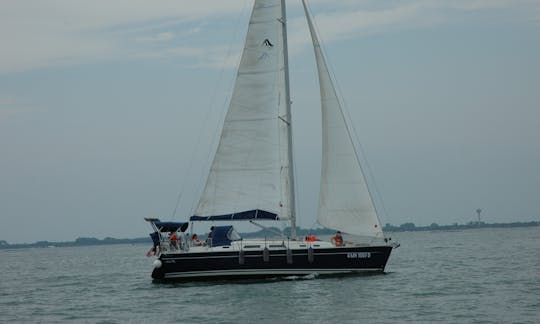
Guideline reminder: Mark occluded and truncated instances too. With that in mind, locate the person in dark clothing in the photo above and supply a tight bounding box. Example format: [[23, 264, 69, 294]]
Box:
[[205, 226, 215, 245], [146, 231, 161, 257]]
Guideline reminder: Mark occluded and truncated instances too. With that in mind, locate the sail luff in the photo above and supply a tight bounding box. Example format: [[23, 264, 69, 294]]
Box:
[[302, 0, 384, 238]]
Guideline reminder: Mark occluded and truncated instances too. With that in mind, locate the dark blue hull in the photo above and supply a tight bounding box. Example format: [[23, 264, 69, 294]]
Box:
[[152, 245, 393, 282]]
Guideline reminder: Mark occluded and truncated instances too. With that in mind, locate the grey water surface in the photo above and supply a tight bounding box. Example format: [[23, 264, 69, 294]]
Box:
[[1, 227, 539, 323]]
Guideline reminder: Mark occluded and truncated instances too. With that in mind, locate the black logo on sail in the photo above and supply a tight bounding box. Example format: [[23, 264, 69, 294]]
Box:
[[262, 39, 274, 47]]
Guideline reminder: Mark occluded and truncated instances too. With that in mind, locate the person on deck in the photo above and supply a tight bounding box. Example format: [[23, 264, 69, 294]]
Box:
[[146, 231, 161, 257], [205, 226, 215, 246], [178, 230, 188, 251], [168, 231, 179, 250], [304, 234, 317, 242], [191, 234, 201, 246], [331, 231, 344, 246]]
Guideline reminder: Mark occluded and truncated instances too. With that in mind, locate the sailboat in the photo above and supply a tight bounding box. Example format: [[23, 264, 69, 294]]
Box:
[[146, 0, 396, 281]]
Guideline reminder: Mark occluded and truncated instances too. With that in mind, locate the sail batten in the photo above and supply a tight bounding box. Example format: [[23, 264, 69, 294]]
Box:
[[302, 0, 383, 238]]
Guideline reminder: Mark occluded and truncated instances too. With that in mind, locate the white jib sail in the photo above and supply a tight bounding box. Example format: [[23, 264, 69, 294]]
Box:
[[302, 1, 383, 238], [195, 0, 292, 219]]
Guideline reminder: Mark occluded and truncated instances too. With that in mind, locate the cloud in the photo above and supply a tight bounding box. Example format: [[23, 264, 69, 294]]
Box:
[[287, 2, 424, 54], [0, 97, 39, 121], [136, 32, 176, 43], [1, 0, 538, 74], [0, 0, 249, 73], [288, 0, 540, 53]]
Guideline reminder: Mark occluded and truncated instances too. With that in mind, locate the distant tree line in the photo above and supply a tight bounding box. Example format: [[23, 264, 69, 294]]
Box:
[[383, 221, 539, 232], [0, 221, 537, 249], [0, 227, 334, 249], [0, 236, 150, 249]]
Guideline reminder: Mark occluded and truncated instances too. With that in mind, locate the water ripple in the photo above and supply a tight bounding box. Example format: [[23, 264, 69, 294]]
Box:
[[1, 227, 538, 323]]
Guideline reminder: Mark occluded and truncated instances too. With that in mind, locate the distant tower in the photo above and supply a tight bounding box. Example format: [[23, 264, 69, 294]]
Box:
[[476, 209, 482, 223]]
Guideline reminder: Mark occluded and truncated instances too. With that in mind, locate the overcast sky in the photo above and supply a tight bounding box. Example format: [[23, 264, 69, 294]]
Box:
[[1, 0, 539, 243]]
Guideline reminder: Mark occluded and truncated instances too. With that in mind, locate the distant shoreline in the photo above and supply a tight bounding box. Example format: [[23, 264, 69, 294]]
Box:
[[0, 221, 537, 249], [382, 220, 539, 233]]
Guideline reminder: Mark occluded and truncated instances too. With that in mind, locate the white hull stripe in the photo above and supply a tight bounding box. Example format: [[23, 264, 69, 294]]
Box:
[[163, 268, 383, 279], [163, 251, 382, 261]]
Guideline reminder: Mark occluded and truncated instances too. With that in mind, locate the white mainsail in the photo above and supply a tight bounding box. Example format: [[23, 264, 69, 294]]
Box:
[[302, 1, 384, 238], [195, 0, 293, 221]]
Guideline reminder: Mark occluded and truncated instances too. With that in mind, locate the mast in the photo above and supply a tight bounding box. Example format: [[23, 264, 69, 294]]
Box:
[[281, 0, 297, 239]]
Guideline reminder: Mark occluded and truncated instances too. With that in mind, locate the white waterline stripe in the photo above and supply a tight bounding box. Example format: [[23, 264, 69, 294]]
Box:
[[164, 268, 383, 278]]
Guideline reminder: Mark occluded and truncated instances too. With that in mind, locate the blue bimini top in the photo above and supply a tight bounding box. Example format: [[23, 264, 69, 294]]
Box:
[[190, 209, 278, 222], [154, 221, 188, 233]]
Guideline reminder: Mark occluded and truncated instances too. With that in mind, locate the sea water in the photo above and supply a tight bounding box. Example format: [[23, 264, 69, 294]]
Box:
[[1, 227, 538, 323]]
